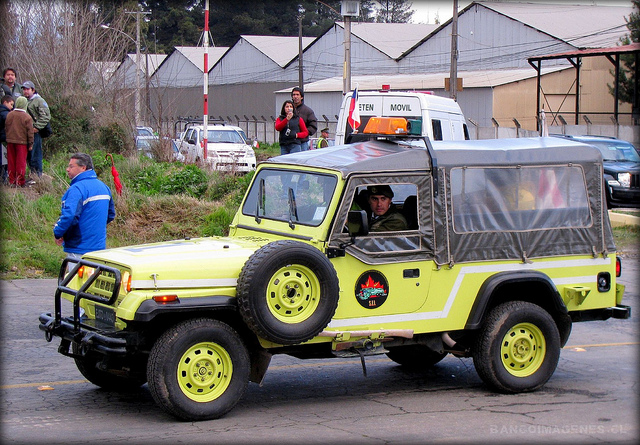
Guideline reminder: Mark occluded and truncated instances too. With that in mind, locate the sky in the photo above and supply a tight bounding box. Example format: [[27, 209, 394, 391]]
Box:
[[409, 0, 633, 24]]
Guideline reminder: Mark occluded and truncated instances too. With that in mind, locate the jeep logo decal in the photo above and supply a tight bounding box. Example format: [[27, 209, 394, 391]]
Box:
[[355, 271, 389, 309]]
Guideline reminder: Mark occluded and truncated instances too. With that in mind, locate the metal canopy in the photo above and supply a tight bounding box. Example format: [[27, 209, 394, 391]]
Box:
[[528, 43, 640, 131]]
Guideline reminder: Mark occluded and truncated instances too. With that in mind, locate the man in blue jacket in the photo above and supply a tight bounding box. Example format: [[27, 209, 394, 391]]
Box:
[[54, 153, 115, 257]]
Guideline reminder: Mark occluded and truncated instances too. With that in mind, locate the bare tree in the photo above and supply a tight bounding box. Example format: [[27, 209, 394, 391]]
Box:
[[5, 1, 141, 145]]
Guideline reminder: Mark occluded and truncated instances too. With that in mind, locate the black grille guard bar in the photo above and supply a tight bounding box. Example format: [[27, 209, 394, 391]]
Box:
[[55, 257, 122, 334]]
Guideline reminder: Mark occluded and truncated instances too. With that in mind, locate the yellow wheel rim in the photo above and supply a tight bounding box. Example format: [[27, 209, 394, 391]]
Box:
[[500, 322, 546, 377]]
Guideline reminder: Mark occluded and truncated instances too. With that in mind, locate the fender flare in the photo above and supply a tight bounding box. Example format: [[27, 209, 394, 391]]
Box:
[[465, 271, 572, 345], [134, 296, 237, 322]]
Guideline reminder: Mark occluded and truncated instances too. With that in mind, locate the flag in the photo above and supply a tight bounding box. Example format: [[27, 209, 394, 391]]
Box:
[[106, 154, 122, 196], [348, 87, 360, 132], [540, 108, 549, 137]]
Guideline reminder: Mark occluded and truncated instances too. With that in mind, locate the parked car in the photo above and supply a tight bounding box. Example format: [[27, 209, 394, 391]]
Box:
[[137, 136, 185, 163], [552, 135, 640, 208], [135, 126, 159, 154], [176, 124, 257, 173]]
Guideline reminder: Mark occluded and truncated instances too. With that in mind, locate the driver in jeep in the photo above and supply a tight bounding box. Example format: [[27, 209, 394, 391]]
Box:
[[367, 185, 407, 232]]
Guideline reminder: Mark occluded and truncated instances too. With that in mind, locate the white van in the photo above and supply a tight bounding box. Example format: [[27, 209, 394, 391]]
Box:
[[335, 90, 470, 145]]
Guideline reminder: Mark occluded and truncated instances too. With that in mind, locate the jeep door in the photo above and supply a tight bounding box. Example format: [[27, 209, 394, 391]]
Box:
[[327, 175, 435, 325]]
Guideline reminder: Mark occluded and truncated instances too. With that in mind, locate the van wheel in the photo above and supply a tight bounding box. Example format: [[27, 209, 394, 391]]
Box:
[[237, 240, 339, 345], [147, 318, 250, 421], [472, 301, 560, 393], [386, 345, 448, 368]]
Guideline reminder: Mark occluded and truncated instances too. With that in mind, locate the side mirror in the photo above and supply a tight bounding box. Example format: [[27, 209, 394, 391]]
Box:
[[188, 139, 196, 145], [347, 210, 369, 237]]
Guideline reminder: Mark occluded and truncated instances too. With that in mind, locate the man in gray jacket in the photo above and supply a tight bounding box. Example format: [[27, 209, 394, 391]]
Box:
[[291, 87, 317, 151], [22, 80, 50, 181]]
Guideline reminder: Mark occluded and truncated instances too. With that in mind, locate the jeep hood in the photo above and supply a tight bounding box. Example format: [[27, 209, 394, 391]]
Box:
[[83, 236, 267, 289]]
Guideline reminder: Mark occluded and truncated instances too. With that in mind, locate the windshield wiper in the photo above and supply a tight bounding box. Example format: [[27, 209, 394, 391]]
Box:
[[288, 187, 298, 229], [255, 178, 264, 224]]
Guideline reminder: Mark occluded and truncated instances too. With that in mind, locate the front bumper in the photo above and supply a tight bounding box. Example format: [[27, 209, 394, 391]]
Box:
[[38, 258, 129, 357]]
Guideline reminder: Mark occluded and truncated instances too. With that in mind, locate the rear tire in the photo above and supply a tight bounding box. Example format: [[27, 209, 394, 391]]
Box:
[[147, 318, 250, 421], [472, 301, 560, 393]]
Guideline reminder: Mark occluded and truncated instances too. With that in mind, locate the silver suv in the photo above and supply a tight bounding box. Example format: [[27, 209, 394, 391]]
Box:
[[177, 124, 257, 173]]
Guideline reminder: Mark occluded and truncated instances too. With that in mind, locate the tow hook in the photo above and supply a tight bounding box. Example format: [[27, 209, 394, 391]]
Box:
[[42, 319, 55, 342]]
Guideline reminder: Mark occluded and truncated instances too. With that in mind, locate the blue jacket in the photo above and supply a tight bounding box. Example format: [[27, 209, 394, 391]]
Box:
[[54, 169, 116, 254]]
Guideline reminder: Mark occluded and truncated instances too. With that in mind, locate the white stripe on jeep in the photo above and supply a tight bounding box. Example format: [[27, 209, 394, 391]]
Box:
[[327, 257, 612, 329], [131, 278, 238, 288]]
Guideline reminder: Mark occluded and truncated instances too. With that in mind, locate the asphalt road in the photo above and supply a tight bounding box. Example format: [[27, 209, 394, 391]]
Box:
[[1, 256, 638, 445]]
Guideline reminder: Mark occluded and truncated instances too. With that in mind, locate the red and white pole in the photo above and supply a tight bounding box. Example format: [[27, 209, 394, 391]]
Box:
[[203, 0, 209, 159]]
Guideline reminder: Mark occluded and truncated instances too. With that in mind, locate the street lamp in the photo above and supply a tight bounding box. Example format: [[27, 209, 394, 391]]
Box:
[[101, 12, 148, 126]]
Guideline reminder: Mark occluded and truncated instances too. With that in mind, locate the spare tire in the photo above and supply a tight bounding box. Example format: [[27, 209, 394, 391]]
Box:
[[237, 240, 339, 345]]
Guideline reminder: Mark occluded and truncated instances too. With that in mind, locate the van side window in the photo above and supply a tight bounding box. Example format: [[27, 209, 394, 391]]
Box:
[[432, 120, 443, 141]]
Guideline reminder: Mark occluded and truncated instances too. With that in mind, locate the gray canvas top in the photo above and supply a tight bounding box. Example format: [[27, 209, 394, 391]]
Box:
[[266, 136, 614, 264], [267, 137, 603, 178]]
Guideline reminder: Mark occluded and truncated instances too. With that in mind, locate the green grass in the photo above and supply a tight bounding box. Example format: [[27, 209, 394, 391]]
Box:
[[0, 152, 255, 279]]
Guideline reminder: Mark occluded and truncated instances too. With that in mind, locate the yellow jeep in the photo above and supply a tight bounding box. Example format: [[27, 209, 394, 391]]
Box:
[[39, 118, 629, 421]]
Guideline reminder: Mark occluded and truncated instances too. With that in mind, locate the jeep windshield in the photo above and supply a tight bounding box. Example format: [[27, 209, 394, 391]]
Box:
[[242, 168, 338, 226]]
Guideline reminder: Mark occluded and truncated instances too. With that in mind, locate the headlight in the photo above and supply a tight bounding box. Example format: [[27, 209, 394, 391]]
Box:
[[618, 172, 631, 188]]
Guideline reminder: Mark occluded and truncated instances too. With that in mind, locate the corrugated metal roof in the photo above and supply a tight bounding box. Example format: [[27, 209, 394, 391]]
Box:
[[172, 46, 229, 72], [277, 66, 570, 93], [241, 35, 315, 67], [529, 42, 640, 61], [476, 1, 633, 48], [336, 21, 439, 59], [126, 53, 168, 76]]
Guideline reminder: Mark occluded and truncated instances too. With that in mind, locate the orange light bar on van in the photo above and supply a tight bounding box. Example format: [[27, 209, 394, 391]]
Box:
[[363, 117, 408, 135], [152, 295, 179, 304]]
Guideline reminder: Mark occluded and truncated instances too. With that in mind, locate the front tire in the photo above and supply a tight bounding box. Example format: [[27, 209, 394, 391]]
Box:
[[386, 345, 448, 368], [473, 301, 560, 393], [147, 318, 250, 421], [73, 344, 146, 391]]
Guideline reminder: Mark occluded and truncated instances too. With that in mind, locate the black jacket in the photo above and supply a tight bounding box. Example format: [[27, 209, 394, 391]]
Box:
[[293, 101, 317, 142], [0, 103, 11, 143]]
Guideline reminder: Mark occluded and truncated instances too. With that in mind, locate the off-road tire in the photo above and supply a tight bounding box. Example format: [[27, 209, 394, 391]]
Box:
[[73, 344, 146, 391], [386, 345, 448, 368], [147, 318, 250, 421], [237, 240, 340, 345], [472, 301, 561, 393]]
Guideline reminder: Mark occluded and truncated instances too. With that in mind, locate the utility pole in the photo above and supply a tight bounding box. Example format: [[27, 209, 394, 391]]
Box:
[[125, 10, 150, 127], [341, 1, 360, 95], [298, 11, 304, 91], [449, 0, 459, 101]]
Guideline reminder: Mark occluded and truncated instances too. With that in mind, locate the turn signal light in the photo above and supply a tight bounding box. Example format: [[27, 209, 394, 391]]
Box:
[[152, 295, 179, 304], [123, 272, 132, 292]]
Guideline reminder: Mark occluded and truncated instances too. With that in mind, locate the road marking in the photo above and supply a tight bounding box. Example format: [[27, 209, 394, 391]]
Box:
[[563, 341, 638, 349], [2, 379, 88, 389], [2, 341, 637, 390]]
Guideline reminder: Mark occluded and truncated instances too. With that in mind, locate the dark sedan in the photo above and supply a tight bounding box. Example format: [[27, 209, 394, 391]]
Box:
[[552, 135, 640, 208]]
